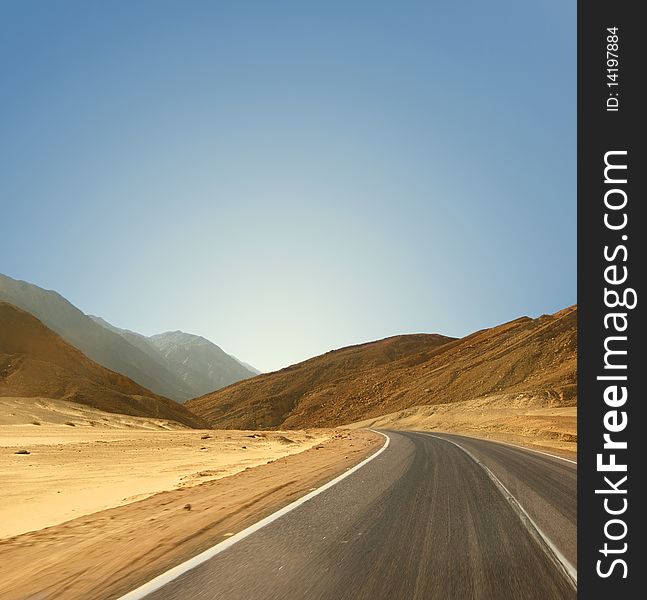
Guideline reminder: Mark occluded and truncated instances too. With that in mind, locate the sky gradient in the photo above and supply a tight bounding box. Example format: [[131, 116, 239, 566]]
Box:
[[1, 1, 576, 373]]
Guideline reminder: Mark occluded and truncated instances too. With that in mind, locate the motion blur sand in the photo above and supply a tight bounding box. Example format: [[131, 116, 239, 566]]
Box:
[[0, 427, 379, 600], [0, 398, 331, 538]]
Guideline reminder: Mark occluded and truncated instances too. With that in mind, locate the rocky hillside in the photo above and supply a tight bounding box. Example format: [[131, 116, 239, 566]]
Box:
[[0, 274, 193, 400], [0, 301, 207, 428], [0, 274, 257, 401], [187, 307, 576, 429], [148, 331, 258, 397], [186, 333, 455, 428]]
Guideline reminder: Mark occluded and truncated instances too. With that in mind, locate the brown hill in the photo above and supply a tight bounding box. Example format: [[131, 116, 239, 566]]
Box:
[[0, 302, 207, 428], [187, 307, 576, 429], [187, 333, 454, 428]]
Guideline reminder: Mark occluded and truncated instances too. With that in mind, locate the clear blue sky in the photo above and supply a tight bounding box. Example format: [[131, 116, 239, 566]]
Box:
[[0, 1, 575, 373]]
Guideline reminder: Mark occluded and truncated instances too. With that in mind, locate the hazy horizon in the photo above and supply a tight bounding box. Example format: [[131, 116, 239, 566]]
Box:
[[0, 1, 575, 372]]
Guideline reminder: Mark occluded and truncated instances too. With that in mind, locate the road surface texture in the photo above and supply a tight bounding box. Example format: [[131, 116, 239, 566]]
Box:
[[137, 431, 576, 600]]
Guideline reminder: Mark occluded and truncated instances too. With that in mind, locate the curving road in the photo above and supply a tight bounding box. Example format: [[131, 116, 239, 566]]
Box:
[[127, 430, 577, 600]]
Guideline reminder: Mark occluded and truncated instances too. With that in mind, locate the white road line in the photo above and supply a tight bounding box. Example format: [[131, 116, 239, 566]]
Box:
[[117, 430, 391, 600], [428, 431, 577, 465], [478, 438, 577, 465], [422, 432, 577, 590]]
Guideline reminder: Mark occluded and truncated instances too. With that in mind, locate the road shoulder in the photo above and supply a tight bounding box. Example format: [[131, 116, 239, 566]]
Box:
[[0, 429, 381, 600]]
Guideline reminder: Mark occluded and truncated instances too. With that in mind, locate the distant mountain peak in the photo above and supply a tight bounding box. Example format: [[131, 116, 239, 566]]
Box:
[[0, 301, 207, 428], [147, 330, 257, 394], [1, 273, 259, 403]]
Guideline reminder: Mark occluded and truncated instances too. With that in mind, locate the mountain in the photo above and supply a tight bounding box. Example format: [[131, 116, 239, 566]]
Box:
[[186, 307, 577, 429], [87, 317, 259, 397], [148, 331, 260, 396], [231, 356, 262, 376], [186, 333, 455, 428], [0, 274, 193, 400], [0, 274, 257, 402], [0, 301, 208, 428], [88, 315, 185, 376], [87, 316, 165, 363]]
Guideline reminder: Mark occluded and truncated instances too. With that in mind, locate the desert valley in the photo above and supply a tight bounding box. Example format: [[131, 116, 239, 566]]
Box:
[[0, 272, 576, 599]]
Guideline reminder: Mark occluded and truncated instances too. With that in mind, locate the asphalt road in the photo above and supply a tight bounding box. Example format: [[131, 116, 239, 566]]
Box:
[[431, 432, 577, 571], [137, 431, 576, 600]]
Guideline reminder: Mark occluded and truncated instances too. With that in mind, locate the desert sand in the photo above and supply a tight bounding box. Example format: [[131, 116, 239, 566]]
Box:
[[0, 397, 334, 539], [346, 392, 576, 457], [0, 426, 380, 600]]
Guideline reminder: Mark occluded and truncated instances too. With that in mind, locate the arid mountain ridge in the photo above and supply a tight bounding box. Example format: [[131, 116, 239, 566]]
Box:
[[0, 273, 257, 402], [187, 306, 577, 430], [1, 274, 576, 434], [88, 317, 257, 397], [0, 301, 207, 428]]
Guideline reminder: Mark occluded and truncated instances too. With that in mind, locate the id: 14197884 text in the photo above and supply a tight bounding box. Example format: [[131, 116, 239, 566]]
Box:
[[606, 27, 620, 112]]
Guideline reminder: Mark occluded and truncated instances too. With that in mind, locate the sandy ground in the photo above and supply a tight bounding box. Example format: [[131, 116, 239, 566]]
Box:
[[0, 398, 334, 538], [346, 393, 577, 458], [0, 396, 192, 429], [0, 428, 380, 600]]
